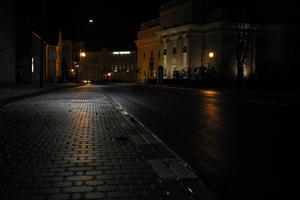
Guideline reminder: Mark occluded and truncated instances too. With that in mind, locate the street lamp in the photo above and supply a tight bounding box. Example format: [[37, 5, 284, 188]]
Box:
[[209, 52, 214, 69], [80, 52, 86, 58], [77, 50, 86, 82]]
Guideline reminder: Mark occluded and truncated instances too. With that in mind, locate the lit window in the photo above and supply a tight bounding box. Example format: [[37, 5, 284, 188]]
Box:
[[31, 58, 34, 73], [113, 51, 131, 55]]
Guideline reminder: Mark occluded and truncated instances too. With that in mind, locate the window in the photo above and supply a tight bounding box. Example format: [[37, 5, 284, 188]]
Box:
[[150, 50, 153, 59], [182, 46, 187, 53], [163, 49, 167, 55], [143, 51, 146, 59], [173, 47, 177, 54]]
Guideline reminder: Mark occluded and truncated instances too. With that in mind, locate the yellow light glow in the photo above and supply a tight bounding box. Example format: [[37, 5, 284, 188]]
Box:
[[71, 69, 74, 72], [80, 52, 86, 57], [209, 52, 214, 58]]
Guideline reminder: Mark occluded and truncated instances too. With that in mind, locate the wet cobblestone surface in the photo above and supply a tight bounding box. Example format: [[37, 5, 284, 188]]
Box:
[[0, 85, 194, 200]]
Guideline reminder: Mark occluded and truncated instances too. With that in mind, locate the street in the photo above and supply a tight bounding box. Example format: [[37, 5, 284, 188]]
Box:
[[0, 84, 287, 200], [1, 85, 218, 200], [101, 84, 286, 200]]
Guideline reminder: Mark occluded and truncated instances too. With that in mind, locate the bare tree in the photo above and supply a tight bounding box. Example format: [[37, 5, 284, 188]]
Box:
[[233, 0, 255, 85], [235, 22, 254, 82]]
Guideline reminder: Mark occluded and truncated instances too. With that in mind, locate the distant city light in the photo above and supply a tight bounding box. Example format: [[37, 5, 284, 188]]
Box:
[[209, 52, 214, 58], [89, 19, 94, 23], [113, 51, 131, 55], [107, 73, 112, 77]]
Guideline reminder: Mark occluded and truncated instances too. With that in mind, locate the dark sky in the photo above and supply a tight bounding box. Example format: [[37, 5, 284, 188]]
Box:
[[16, 0, 298, 51], [17, 0, 170, 50]]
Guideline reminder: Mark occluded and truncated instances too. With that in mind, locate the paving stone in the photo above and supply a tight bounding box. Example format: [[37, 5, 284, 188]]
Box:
[[96, 185, 117, 192], [0, 86, 200, 200], [65, 176, 93, 181], [84, 192, 106, 199], [107, 190, 144, 198], [39, 188, 60, 194], [53, 182, 72, 187], [47, 194, 70, 200], [85, 180, 105, 186], [62, 186, 94, 193]]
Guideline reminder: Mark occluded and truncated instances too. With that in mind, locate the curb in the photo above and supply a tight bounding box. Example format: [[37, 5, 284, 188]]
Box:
[[106, 94, 218, 200], [0, 84, 82, 107]]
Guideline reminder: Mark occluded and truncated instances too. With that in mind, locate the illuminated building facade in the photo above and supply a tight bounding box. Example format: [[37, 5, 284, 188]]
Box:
[[136, 0, 300, 86], [157, 0, 242, 79], [62, 41, 84, 81], [135, 18, 161, 83], [81, 49, 137, 82], [45, 31, 63, 82]]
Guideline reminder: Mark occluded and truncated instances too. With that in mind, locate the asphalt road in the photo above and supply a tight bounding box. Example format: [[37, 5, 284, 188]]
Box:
[[100, 84, 288, 200]]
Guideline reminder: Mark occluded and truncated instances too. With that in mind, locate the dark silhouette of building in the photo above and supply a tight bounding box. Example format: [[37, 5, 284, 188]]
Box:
[[0, 1, 16, 85]]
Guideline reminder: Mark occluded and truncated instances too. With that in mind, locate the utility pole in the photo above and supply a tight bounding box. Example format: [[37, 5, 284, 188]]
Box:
[[40, 0, 46, 88]]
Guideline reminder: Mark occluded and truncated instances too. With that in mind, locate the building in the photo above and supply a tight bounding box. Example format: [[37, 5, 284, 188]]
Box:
[[80, 51, 106, 82], [62, 41, 84, 81], [157, 0, 239, 79], [136, 0, 300, 86], [110, 50, 137, 82], [135, 18, 161, 83], [45, 31, 63, 82], [81, 49, 137, 82], [0, 1, 16, 85]]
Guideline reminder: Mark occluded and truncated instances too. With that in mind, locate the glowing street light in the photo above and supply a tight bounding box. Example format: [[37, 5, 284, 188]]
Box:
[[89, 19, 94, 23], [80, 52, 86, 58], [209, 52, 214, 69]]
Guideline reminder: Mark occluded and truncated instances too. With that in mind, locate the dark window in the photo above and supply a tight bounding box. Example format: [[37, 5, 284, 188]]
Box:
[[173, 47, 177, 54], [182, 46, 187, 53], [163, 49, 167, 55], [143, 51, 146, 59], [150, 50, 153, 58]]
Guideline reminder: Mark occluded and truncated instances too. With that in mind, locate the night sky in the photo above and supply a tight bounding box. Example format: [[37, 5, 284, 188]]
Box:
[[16, 0, 297, 51], [17, 0, 170, 50]]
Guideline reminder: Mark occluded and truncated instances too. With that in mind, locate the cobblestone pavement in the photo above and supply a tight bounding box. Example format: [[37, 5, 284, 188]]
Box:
[[0, 85, 215, 200]]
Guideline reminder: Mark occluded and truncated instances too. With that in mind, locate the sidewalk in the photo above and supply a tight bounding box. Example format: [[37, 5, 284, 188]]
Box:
[[0, 85, 217, 200], [0, 83, 82, 106]]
